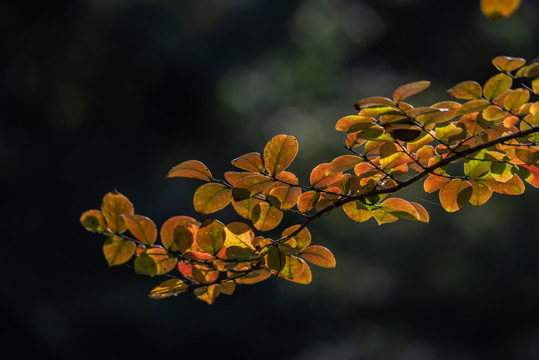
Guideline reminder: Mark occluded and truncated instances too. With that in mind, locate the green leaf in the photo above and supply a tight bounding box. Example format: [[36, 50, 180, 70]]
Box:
[[167, 160, 212, 181], [149, 279, 189, 299], [121, 214, 157, 246], [483, 73, 512, 101], [103, 235, 136, 266], [298, 245, 336, 268], [193, 183, 232, 214], [263, 134, 298, 176]]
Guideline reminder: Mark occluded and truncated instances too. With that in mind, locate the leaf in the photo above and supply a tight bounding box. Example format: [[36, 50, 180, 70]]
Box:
[[492, 56, 526, 72], [480, 0, 521, 20], [121, 214, 157, 246], [149, 279, 189, 299], [224, 171, 255, 186], [191, 264, 219, 285], [285, 258, 312, 285], [231, 197, 265, 220], [251, 203, 283, 231], [223, 222, 255, 250], [515, 149, 539, 166], [218, 280, 236, 295], [342, 201, 372, 223], [392, 81, 430, 103], [483, 73, 512, 101], [439, 180, 473, 212], [380, 198, 423, 222], [193, 183, 232, 214], [263, 134, 298, 176], [134, 247, 177, 276], [232, 174, 275, 201], [354, 96, 395, 110], [80, 210, 107, 233], [196, 219, 225, 256], [260, 245, 285, 274], [372, 208, 399, 225], [233, 269, 272, 285], [298, 245, 336, 268], [279, 255, 306, 280], [327, 155, 363, 175], [335, 115, 375, 133], [490, 161, 514, 183], [469, 181, 493, 207], [482, 174, 525, 195], [167, 160, 212, 181], [409, 202, 430, 223], [310, 163, 342, 187], [519, 164, 539, 188], [455, 99, 491, 116], [448, 81, 482, 100], [503, 88, 529, 112], [160, 216, 198, 251], [101, 191, 134, 234], [267, 186, 302, 210], [297, 191, 320, 213], [103, 236, 136, 266], [194, 284, 220, 305], [281, 225, 311, 251], [231, 152, 265, 173]]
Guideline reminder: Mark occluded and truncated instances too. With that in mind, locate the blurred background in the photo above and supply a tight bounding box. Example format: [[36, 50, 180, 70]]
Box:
[[2, 0, 539, 359]]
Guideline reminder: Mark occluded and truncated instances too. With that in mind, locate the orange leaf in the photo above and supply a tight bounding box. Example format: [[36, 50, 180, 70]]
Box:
[[233, 269, 271, 285], [196, 219, 225, 256], [282, 257, 312, 285], [167, 160, 212, 181], [281, 225, 311, 251], [193, 183, 232, 214], [263, 134, 298, 176], [354, 96, 395, 110], [455, 99, 491, 116], [503, 88, 529, 112], [101, 191, 134, 234], [231, 152, 264, 173], [134, 247, 177, 276], [342, 201, 372, 223], [469, 181, 493, 207], [392, 81, 430, 103], [519, 164, 539, 188], [149, 279, 189, 299], [482, 174, 525, 195], [492, 56, 526, 72], [409, 202, 430, 223], [327, 155, 363, 175], [380, 197, 422, 222], [299, 245, 336, 268], [448, 81, 482, 100], [297, 191, 320, 213], [160, 216, 198, 251], [480, 0, 521, 20], [194, 284, 220, 305], [335, 115, 375, 132], [439, 180, 473, 212], [231, 197, 264, 220], [310, 163, 342, 187], [251, 203, 283, 231], [232, 174, 275, 201], [267, 186, 302, 210], [80, 210, 107, 233], [121, 214, 157, 246], [103, 235, 136, 266]]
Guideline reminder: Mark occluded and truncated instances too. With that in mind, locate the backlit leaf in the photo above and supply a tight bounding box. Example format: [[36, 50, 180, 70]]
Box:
[[193, 183, 232, 214], [232, 174, 275, 200], [448, 81, 482, 100], [297, 191, 320, 213], [135, 247, 177, 276], [490, 161, 514, 183], [231, 152, 264, 173], [167, 160, 212, 181], [310, 163, 342, 187], [283, 258, 312, 285], [196, 219, 225, 256], [191, 264, 219, 284], [252, 203, 283, 231], [80, 210, 107, 233], [281, 225, 311, 251], [149, 279, 189, 299], [492, 56, 526, 72], [515, 149, 539, 166], [223, 222, 255, 250], [503, 88, 529, 112], [327, 155, 363, 175], [231, 197, 265, 220], [263, 134, 298, 176], [279, 255, 305, 280], [519, 164, 539, 188], [233, 269, 271, 285], [392, 81, 430, 103], [439, 180, 472, 212], [455, 99, 491, 116], [483, 105, 507, 121], [380, 197, 422, 222], [483, 73, 512, 100], [194, 284, 220, 305], [260, 245, 285, 274], [335, 116, 375, 132], [372, 208, 399, 225], [354, 96, 395, 110], [267, 186, 302, 210], [409, 202, 429, 223], [121, 214, 157, 246], [480, 0, 521, 20], [342, 201, 372, 222], [218, 280, 236, 295], [101, 191, 134, 234], [299, 245, 336, 268], [103, 235, 136, 266], [469, 181, 493, 207], [160, 216, 198, 251], [482, 174, 525, 195]]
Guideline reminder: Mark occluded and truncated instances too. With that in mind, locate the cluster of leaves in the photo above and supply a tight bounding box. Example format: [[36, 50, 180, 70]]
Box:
[[81, 56, 539, 304]]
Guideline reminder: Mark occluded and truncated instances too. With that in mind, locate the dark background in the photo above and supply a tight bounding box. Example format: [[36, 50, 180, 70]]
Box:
[[2, 0, 539, 359]]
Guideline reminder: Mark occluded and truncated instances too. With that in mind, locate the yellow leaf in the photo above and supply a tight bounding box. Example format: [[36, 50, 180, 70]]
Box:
[[121, 214, 157, 246], [167, 160, 212, 181], [149, 279, 189, 299], [103, 235, 136, 266], [101, 191, 134, 234], [193, 183, 232, 214], [263, 134, 298, 176]]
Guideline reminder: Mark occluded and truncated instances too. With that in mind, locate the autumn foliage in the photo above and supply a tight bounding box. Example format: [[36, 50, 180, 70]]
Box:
[[80, 52, 539, 304]]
